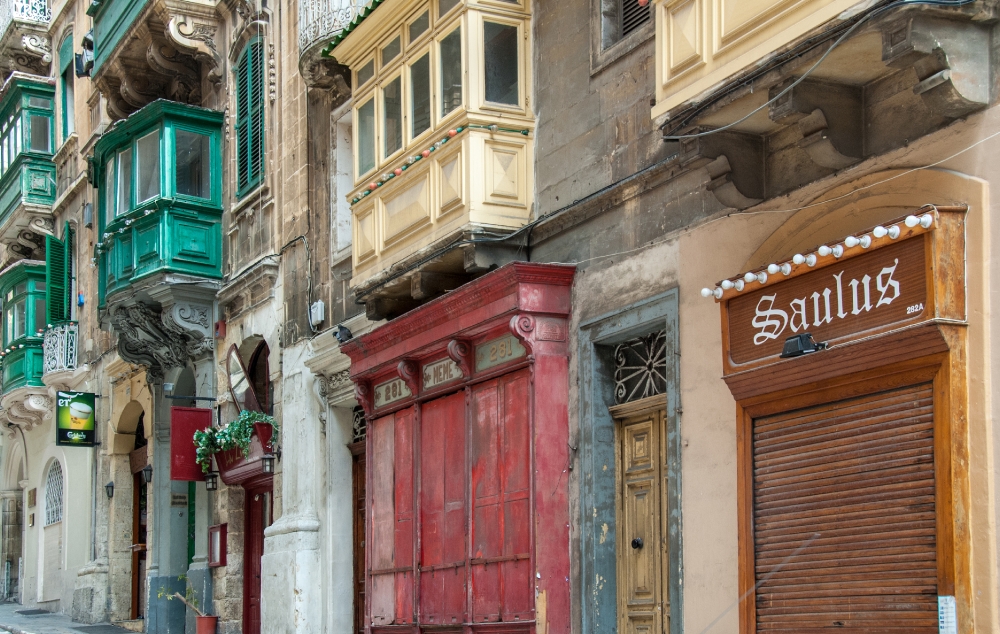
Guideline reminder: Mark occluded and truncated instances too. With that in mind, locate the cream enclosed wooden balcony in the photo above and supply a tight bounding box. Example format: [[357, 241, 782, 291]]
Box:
[[323, 0, 533, 318], [652, 0, 867, 118]]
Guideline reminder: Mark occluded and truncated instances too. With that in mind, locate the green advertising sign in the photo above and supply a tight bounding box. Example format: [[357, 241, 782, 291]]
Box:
[[56, 391, 96, 447]]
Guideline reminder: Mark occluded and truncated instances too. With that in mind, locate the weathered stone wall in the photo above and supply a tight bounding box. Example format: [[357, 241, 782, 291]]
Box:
[[210, 485, 245, 634]]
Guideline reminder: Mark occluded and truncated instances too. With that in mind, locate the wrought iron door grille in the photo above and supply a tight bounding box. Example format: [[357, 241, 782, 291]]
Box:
[[352, 405, 366, 444], [614, 330, 666, 404]]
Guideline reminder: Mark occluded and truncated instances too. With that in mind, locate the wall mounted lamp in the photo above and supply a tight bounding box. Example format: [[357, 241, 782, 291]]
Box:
[[141, 464, 153, 484], [780, 333, 828, 359], [105, 481, 114, 499], [205, 472, 219, 491]]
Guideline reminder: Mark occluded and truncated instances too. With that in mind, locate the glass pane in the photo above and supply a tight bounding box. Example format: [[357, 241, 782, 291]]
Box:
[[5, 307, 12, 345], [411, 54, 431, 138], [136, 131, 160, 203], [439, 0, 460, 16], [382, 36, 401, 65], [383, 76, 402, 157], [14, 300, 25, 340], [27, 97, 50, 109], [104, 159, 114, 218], [62, 69, 75, 138], [117, 147, 132, 215], [357, 98, 375, 175], [176, 130, 211, 198], [34, 298, 45, 334], [409, 12, 429, 42], [357, 60, 375, 86], [485, 22, 519, 105], [14, 283, 26, 296], [29, 115, 50, 152], [440, 28, 463, 117]]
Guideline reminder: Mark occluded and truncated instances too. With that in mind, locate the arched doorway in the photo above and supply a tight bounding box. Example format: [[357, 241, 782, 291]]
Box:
[[39, 460, 63, 603], [1, 446, 25, 601]]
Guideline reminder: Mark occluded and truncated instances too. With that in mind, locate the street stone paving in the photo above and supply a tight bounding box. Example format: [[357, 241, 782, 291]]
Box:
[[0, 603, 130, 634]]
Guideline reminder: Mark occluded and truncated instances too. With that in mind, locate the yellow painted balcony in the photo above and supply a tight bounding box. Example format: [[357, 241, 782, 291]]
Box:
[[652, 0, 863, 118], [324, 0, 533, 294]]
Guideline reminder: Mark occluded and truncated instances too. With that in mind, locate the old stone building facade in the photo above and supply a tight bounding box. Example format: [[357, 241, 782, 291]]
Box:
[[0, 0, 999, 633]]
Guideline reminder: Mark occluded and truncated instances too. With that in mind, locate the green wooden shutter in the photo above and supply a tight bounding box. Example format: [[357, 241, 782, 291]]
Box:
[[235, 39, 264, 197], [63, 223, 74, 320], [45, 235, 68, 324]]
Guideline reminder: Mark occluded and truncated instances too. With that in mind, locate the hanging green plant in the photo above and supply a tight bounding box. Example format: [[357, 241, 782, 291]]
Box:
[[194, 410, 279, 473]]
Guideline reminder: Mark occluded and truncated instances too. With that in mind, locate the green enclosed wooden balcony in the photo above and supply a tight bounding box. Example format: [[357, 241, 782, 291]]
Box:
[[0, 75, 55, 248], [92, 100, 224, 306], [0, 260, 45, 395]]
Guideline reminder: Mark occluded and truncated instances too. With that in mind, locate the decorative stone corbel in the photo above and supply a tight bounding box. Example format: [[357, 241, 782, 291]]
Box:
[[354, 380, 373, 418], [705, 156, 763, 210], [768, 78, 861, 170], [882, 14, 989, 119], [166, 16, 223, 85], [3, 390, 52, 430], [21, 35, 51, 64], [796, 109, 857, 170]]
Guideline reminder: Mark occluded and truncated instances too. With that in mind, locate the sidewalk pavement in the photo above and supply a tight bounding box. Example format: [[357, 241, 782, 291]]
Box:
[[0, 603, 130, 634]]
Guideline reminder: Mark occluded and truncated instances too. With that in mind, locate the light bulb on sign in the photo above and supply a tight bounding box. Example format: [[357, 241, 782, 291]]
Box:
[[792, 254, 805, 265], [767, 263, 780, 275], [780, 263, 792, 275], [744, 272, 757, 283], [904, 215, 920, 228], [920, 213, 933, 228], [805, 254, 817, 267], [721, 279, 734, 290], [818, 245, 833, 257], [872, 226, 888, 238], [859, 235, 872, 248], [700, 288, 713, 298], [844, 236, 860, 248], [888, 225, 901, 239], [713, 287, 723, 299], [832, 245, 844, 258], [734, 279, 745, 291]]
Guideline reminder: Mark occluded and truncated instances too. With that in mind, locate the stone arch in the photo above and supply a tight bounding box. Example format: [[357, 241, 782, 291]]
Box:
[[110, 401, 146, 455], [744, 168, 987, 271], [2, 439, 25, 491]]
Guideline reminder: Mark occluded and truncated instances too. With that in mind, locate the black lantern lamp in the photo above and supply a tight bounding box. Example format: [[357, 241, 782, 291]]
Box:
[[105, 481, 114, 499], [779, 333, 828, 359], [141, 464, 153, 484], [204, 471, 219, 491], [261, 453, 275, 474]]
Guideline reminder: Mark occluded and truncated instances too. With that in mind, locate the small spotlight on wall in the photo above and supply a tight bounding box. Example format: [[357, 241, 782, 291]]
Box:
[[261, 454, 276, 474], [105, 481, 114, 499], [779, 333, 828, 359], [205, 472, 219, 491], [142, 464, 153, 484]]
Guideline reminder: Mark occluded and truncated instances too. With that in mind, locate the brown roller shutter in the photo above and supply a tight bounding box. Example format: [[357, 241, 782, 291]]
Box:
[[752, 383, 938, 632]]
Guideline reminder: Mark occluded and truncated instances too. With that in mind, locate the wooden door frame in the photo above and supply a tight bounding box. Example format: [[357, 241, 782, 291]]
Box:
[[130, 470, 146, 620], [734, 340, 969, 633]]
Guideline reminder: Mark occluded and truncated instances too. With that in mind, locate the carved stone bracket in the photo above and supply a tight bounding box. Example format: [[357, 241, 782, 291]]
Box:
[[678, 131, 764, 210], [354, 380, 373, 418], [882, 14, 989, 119], [167, 15, 222, 84], [2, 388, 52, 430], [20, 35, 51, 64]]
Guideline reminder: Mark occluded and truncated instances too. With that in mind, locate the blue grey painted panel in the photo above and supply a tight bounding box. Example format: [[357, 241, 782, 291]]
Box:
[[577, 288, 683, 634]]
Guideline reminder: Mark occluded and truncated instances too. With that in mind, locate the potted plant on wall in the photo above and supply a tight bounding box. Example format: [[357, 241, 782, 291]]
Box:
[[193, 409, 279, 479], [158, 576, 218, 634]]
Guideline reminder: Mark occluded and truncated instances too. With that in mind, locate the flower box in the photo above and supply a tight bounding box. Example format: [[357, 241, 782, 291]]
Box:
[[215, 422, 274, 485]]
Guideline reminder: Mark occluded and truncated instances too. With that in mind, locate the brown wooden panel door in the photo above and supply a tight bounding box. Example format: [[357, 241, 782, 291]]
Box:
[[752, 383, 938, 632], [351, 445, 366, 634], [243, 487, 270, 634], [617, 408, 667, 634]]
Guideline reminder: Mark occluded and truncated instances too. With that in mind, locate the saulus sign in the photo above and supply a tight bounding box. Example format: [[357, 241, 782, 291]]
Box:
[[727, 237, 928, 365]]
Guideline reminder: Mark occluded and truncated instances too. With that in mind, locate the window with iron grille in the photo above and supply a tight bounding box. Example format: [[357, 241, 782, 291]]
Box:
[[613, 330, 666, 404], [235, 37, 265, 198], [44, 462, 63, 526]]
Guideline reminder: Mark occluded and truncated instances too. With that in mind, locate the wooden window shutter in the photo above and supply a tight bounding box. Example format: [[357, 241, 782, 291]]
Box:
[[63, 222, 74, 320], [751, 383, 938, 631], [619, 0, 650, 39], [45, 234, 68, 324], [236, 39, 264, 197]]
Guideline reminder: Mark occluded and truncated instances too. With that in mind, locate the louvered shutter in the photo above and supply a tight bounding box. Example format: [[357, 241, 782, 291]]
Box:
[[63, 223, 73, 320], [235, 40, 264, 196], [752, 383, 938, 632], [45, 234, 67, 324], [620, 0, 650, 38]]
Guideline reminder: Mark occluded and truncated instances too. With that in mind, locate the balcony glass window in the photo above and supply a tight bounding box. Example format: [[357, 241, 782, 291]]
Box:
[[29, 115, 51, 152], [116, 147, 132, 216], [484, 22, 518, 105], [176, 130, 211, 199], [357, 98, 376, 176], [411, 54, 431, 138], [440, 28, 462, 117], [382, 36, 401, 65], [357, 60, 375, 86], [409, 12, 429, 42], [2, 279, 44, 346], [136, 130, 160, 203], [383, 76, 403, 157], [439, 0, 460, 17], [104, 158, 114, 216]]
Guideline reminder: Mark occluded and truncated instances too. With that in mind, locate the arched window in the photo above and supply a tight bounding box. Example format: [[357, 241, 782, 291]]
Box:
[[44, 461, 63, 526], [234, 37, 265, 197]]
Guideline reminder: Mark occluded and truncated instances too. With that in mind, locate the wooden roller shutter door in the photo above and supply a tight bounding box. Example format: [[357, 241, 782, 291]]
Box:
[[752, 383, 938, 632]]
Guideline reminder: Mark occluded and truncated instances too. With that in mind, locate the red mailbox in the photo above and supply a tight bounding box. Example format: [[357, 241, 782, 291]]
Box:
[[342, 262, 575, 634]]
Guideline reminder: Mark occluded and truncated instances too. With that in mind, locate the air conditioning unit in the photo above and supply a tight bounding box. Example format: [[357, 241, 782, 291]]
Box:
[[310, 300, 325, 327]]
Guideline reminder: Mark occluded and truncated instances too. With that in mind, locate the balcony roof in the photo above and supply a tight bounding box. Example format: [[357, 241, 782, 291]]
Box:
[[0, 72, 54, 111], [320, 0, 382, 59]]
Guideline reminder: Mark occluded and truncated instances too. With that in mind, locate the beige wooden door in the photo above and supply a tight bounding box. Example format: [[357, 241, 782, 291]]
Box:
[[613, 399, 668, 634]]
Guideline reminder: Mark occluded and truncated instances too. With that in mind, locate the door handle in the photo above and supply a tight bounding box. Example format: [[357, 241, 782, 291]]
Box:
[[631, 538, 643, 549]]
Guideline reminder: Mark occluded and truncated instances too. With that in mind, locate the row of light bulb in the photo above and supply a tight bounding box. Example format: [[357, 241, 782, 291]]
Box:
[[700, 213, 934, 299]]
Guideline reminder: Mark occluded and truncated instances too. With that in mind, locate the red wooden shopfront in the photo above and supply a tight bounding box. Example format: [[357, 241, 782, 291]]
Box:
[[342, 262, 575, 634]]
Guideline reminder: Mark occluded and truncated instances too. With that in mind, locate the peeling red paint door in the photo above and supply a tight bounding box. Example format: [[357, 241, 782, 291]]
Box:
[[419, 392, 466, 625], [470, 370, 533, 623]]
